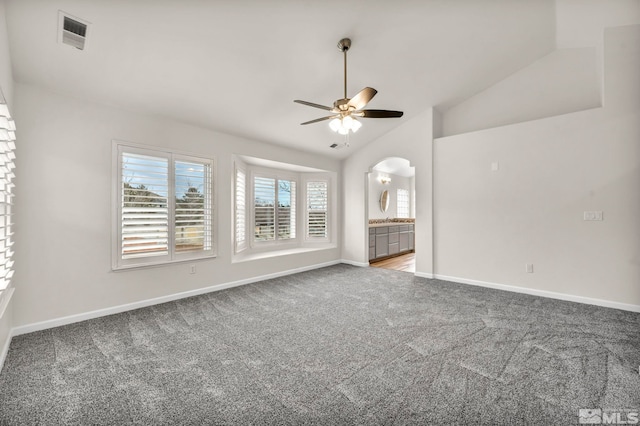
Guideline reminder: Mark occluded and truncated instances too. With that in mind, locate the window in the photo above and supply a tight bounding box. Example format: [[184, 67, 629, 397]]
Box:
[[253, 175, 296, 243], [232, 156, 334, 258], [114, 143, 215, 269], [397, 188, 410, 218], [0, 99, 16, 307], [306, 181, 328, 239], [235, 167, 246, 252]]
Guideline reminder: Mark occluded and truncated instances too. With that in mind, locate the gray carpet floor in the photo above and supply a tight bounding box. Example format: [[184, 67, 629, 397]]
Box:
[[0, 264, 639, 425]]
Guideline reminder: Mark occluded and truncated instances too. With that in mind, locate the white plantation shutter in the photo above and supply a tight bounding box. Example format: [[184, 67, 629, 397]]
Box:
[[278, 180, 296, 240], [307, 181, 328, 239], [254, 176, 275, 241], [175, 159, 212, 253], [115, 144, 215, 269], [0, 99, 16, 305], [235, 167, 246, 251], [121, 152, 170, 259], [397, 188, 409, 218]]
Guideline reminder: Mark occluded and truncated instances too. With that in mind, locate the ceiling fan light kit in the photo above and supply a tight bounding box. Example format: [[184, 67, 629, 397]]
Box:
[[329, 115, 361, 135], [294, 38, 403, 140]]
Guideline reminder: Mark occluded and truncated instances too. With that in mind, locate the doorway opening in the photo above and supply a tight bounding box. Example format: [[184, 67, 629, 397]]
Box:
[[367, 157, 415, 273]]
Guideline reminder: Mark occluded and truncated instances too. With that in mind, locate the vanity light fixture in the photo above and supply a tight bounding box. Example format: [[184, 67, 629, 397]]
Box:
[[380, 175, 391, 185]]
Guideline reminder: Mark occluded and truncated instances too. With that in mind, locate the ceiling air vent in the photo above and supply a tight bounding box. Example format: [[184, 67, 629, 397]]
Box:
[[329, 142, 349, 150], [58, 11, 90, 50]]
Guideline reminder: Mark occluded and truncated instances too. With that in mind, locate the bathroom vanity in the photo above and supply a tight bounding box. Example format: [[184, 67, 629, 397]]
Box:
[[369, 222, 414, 262]]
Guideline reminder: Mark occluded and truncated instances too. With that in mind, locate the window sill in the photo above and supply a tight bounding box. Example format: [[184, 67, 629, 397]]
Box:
[[232, 243, 337, 264], [112, 254, 217, 272]]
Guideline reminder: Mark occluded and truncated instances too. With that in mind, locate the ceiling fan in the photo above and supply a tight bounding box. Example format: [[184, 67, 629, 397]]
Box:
[[294, 38, 403, 135]]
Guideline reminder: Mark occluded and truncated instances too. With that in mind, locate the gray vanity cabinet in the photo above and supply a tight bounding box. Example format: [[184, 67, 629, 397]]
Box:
[[369, 224, 414, 262]]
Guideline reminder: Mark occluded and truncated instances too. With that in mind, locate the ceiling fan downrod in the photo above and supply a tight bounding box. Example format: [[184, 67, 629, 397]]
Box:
[[338, 38, 351, 100]]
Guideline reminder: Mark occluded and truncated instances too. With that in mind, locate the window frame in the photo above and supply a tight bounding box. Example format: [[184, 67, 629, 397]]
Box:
[[0, 98, 16, 311], [234, 161, 248, 253], [112, 141, 217, 270], [249, 168, 299, 249], [304, 177, 330, 243]]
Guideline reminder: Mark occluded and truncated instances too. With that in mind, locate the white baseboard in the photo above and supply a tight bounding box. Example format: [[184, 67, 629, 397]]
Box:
[[414, 271, 434, 279], [433, 274, 640, 313], [12, 260, 342, 337], [340, 259, 369, 267]]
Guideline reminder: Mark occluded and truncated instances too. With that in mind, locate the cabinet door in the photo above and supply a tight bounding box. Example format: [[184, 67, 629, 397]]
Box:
[[409, 232, 414, 250], [389, 242, 399, 255], [399, 232, 409, 251], [375, 234, 389, 258]]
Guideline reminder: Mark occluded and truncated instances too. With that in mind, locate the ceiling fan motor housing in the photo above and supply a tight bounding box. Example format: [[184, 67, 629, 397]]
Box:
[[337, 38, 351, 52], [333, 98, 352, 112]]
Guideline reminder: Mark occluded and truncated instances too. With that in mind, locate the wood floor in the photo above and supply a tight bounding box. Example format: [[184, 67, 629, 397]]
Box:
[[369, 252, 415, 273]]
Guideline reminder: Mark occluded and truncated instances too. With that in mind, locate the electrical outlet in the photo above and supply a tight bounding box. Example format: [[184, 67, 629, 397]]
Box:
[[583, 211, 603, 221], [189, 264, 196, 274], [526, 263, 534, 273], [491, 162, 499, 172]]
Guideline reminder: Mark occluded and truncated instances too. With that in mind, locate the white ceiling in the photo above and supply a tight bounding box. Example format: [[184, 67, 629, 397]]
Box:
[[3, 0, 556, 159]]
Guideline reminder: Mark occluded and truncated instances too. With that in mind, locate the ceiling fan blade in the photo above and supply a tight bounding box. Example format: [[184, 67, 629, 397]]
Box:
[[358, 109, 404, 118], [294, 100, 333, 111], [347, 87, 377, 110], [300, 115, 339, 125]]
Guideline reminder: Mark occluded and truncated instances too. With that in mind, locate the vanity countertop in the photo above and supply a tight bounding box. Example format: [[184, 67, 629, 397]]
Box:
[[368, 219, 415, 228]]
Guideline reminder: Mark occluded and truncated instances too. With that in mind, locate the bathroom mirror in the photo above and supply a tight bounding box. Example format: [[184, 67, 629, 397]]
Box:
[[380, 190, 390, 212]]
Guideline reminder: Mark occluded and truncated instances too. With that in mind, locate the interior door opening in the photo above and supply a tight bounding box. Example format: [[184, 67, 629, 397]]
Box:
[[367, 157, 415, 272]]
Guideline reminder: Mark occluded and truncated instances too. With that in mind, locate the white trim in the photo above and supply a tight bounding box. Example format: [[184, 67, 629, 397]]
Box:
[[0, 287, 14, 320], [341, 259, 369, 267], [414, 271, 434, 279], [0, 328, 13, 374], [12, 260, 342, 336], [0, 287, 14, 372], [433, 274, 640, 313]]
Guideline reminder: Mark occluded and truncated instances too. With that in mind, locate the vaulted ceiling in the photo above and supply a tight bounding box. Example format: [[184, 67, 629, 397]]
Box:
[[3, 0, 556, 158]]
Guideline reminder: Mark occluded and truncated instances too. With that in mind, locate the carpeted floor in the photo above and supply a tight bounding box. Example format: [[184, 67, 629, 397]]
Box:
[[1, 264, 639, 425]]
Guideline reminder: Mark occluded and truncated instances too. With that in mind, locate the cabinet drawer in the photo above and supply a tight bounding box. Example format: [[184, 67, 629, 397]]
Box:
[[376, 226, 389, 234], [369, 235, 375, 246], [399, 225, 409, 231], [389, 226, 399, 233], [369, 227, 376, 234], [389, 232, 399, 243]]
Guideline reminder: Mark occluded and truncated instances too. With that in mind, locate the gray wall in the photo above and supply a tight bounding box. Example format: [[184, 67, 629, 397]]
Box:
[[368, 172, 413, 220], [342, 109, 435, 274], [433, 25, 640, 307], [12, 83, 342, 327]]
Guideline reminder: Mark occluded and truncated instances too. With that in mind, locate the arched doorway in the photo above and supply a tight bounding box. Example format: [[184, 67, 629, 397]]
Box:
[[366, 157, 416, 272]]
